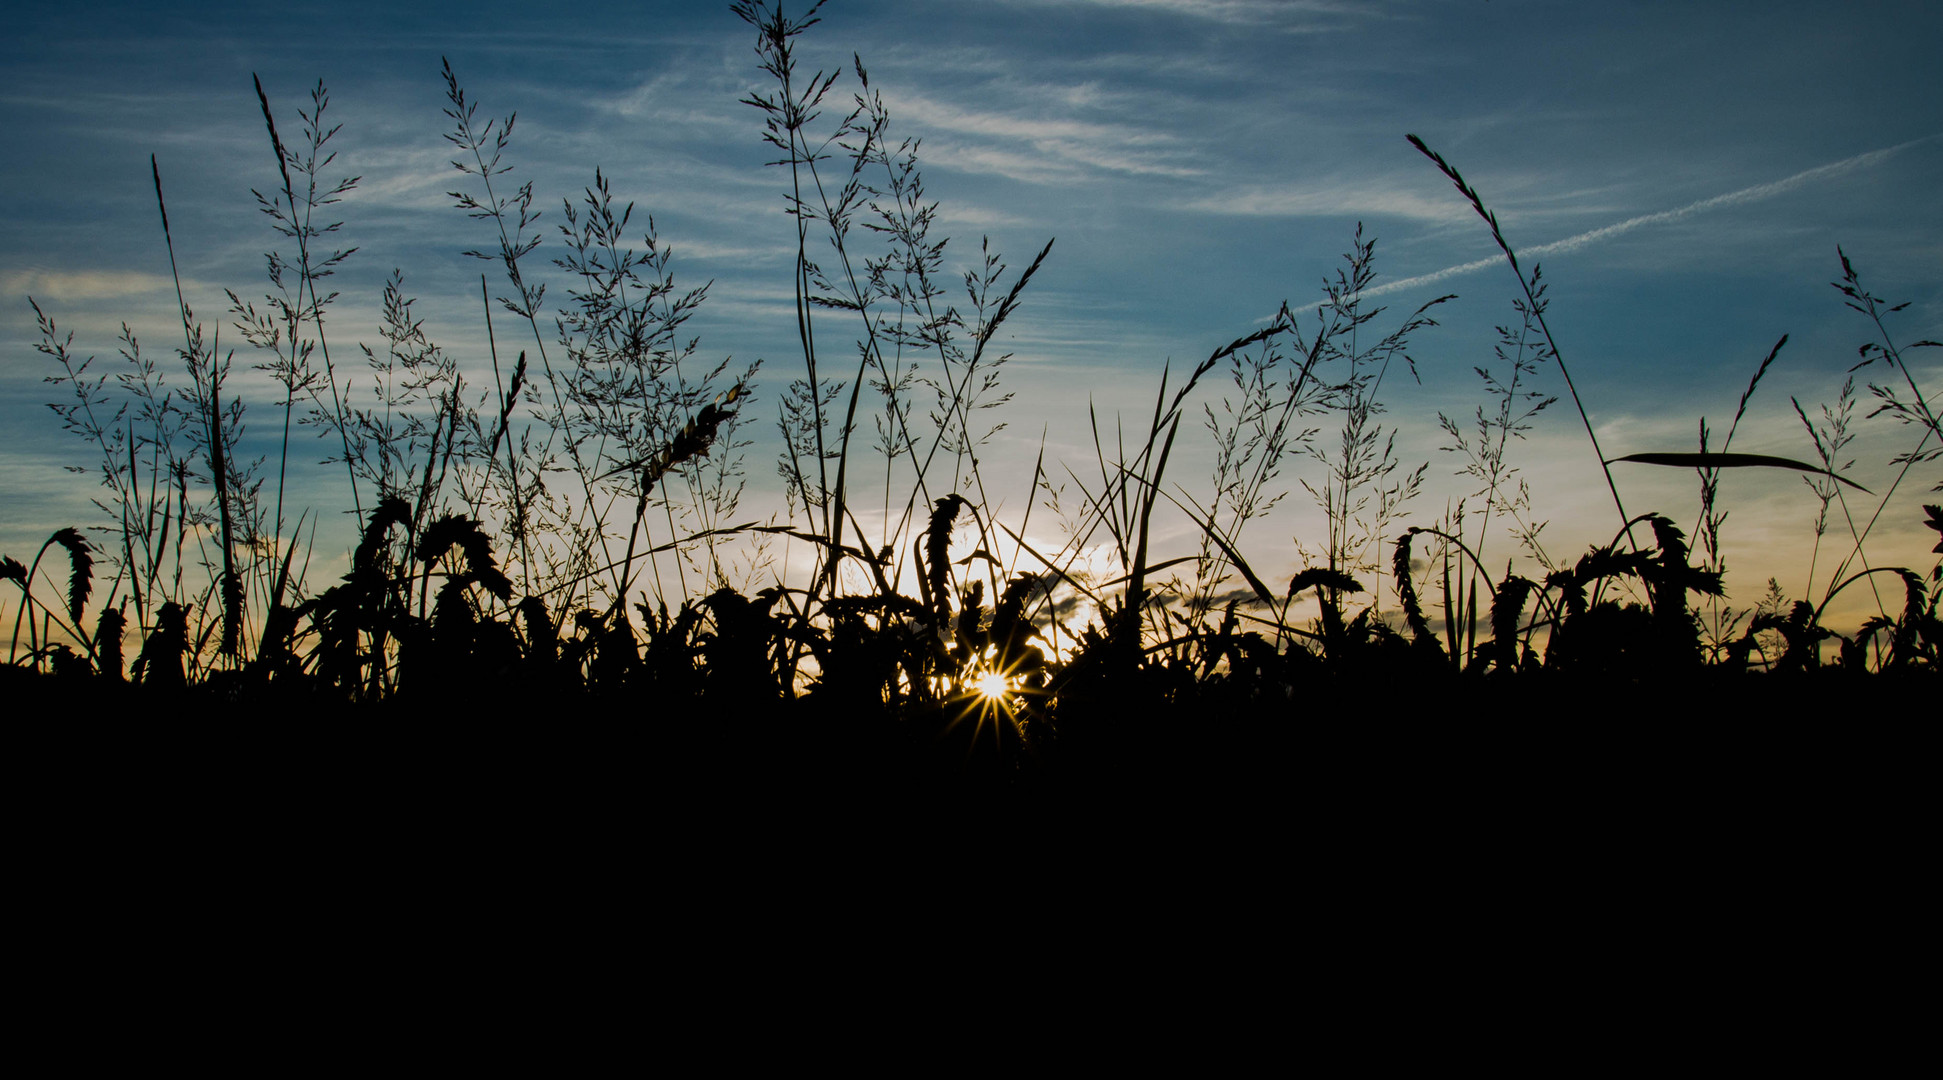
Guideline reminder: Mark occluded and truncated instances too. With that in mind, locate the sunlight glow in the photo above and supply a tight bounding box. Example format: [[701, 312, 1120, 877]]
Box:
[[973, 670, 1010, 700]]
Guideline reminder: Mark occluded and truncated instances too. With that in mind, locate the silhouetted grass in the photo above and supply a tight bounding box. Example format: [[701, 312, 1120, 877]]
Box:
[[7, 2, 1938, 796]]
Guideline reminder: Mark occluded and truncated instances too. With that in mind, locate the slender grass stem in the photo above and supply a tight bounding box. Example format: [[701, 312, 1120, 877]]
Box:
[[1409, 135, 1635, 548]]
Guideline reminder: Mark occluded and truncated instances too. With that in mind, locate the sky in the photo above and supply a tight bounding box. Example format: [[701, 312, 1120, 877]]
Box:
[[3, 0, 1939, 638]]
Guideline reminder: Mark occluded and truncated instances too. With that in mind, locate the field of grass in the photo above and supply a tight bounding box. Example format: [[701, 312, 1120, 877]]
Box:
[[6, 2, 1937, 793]]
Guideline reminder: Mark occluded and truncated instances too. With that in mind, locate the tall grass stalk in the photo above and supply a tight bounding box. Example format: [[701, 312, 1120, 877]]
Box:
[[1297, 225, 1450, 604], [245, 76, 362, 530], [1688, 336, 1784, 656], [1408, 135, 1635, 547], [442, 57, 608, 611], [154, 159, 250, 662], [1822, 249, 1942, 594]]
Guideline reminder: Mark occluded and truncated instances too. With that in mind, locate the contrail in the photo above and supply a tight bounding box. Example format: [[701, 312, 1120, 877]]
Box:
[[1365, 133, 1941, 298]]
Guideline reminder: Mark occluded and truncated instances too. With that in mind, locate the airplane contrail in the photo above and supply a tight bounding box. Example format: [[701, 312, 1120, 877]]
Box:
[[1365, 133, 1942, 298]]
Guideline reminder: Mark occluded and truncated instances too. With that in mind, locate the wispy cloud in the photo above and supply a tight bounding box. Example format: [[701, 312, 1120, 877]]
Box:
[[594, 70, 747, 130], [2, 268, 178, 302], [889, 89, 1139, 145], [933, 204, 1031, 230], [1366, 134, 1943, 297], [918, 141, 1086, 184], [1182, 180, 1466, 222], [344, 145, 469, 212], [664, 239, 795, 265], [1011, 0, 1377, 30], [885, 89, 1201, 182]]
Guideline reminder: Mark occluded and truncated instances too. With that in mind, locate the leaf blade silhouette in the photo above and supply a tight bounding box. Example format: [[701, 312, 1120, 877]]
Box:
[[1606, 452, 1872, 494]]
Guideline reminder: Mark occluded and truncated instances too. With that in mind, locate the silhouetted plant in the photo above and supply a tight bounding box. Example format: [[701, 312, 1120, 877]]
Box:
[[1296, 225, 1451, 603], [1436, 272, 1559, 659], [8, 3, 1937, 802], [1409, 133, 1635, 543]]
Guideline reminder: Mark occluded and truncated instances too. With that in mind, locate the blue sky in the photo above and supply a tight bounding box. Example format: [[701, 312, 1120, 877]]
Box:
[[4, 0, 1939, 632]]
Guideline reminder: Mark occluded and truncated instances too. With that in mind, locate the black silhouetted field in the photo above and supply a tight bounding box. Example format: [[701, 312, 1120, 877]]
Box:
[[7, 2, 1938, 801]]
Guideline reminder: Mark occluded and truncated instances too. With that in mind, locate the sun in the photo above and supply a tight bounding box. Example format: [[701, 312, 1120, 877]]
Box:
[[946, 663, 1031, 755]]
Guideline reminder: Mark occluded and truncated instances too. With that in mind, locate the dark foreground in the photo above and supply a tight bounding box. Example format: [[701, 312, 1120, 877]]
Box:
[[8, 665, 1927, 812]]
